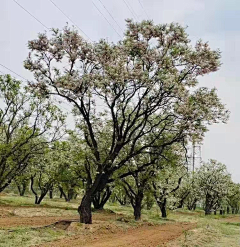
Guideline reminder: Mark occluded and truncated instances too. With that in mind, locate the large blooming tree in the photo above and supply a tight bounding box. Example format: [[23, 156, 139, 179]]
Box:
[[24, 20, 228, 223]]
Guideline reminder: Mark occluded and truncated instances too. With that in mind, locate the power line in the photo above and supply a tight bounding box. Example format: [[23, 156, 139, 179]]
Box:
[[49, 0, 92, 42], [138, 0, 149, 19], [0, 64, 72, 111], [0, 64, 29, 81], [122, 0, 139, 21], [13, 0, 49, 30], [97, 0, 123, 33], [92, 1, 122, 39]]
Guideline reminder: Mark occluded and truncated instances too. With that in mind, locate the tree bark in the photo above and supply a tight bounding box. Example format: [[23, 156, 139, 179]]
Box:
[[214, 210, 216, 215], [205, 194, 212, 215], [133, 193, 143, 221], [158, 198, 167, 218], [93, 186, 112, 210], [134, 204, 141, 221], [78, 194, 92, 224], [49, 189, 53, 199], [227, 206, 230, 214], [78, 173, 110, 224]]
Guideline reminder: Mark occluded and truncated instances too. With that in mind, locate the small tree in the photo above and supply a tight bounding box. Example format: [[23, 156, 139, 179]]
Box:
[[30, 148, 59, 204], [152, 164, 186, 218], [0, 75, 65, 192], [197, 160, 231, 215], [14, 171, 31, 196]]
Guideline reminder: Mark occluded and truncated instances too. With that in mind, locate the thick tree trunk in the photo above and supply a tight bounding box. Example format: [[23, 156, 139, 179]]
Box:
[[134, 204, 141, 221], [78, 194, 92, 224], [220, 209, 223, 215], [205, 194, 212, 215], [232, 208, 235, 214], [214, 210, 217, 215], [133, 194, 143, 221], [78, 173, 110, 224]]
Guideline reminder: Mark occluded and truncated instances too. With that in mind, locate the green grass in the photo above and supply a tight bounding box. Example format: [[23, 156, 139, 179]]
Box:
[[0, 194, 239, 247], [0, 194, 79, 210], [0, 228, 68, 247]]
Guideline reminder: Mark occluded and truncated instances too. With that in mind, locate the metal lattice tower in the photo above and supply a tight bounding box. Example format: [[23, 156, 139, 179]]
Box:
[[187, 143, 202, 172]]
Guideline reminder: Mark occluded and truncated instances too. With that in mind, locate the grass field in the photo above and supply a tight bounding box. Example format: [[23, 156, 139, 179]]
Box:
[[0, 193, 239, 246]]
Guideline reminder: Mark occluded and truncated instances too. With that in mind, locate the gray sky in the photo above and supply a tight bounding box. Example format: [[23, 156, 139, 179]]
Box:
[[1, 0, 240, 182]]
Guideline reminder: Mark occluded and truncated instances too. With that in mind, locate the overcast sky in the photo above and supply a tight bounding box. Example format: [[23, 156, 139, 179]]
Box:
[[1, 0, 240, 182]]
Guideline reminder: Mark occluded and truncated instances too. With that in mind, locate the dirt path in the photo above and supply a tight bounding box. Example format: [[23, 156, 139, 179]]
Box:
[[42, 222, 196, 247], [0, 216, 79, 228]]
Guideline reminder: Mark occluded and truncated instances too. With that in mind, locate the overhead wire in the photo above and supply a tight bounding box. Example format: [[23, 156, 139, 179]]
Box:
[[138, 0, 150, 19], [0, 64, 29, 81], [122, 0, 139, 21], [49, 0, 92, 42], [92, 1, 122, 39], [13, 0, 49, 30], [97, 0, 124, 33], [0, 64, 71, 111]]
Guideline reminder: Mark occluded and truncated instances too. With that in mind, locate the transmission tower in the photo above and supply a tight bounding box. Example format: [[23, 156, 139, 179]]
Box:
[[187, 143, 202, 172]]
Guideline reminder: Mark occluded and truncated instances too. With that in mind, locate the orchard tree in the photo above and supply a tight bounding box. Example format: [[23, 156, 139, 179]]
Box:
[[119, 155, 155, 220], [227, 182, 240, 214], [30, 148, 60, 204], [112, 184, 129, 206], [14, 170, 31, 196], [25, 20, 228, 223], [0, 75, 65, 192], [54, 138, 85, 202], [197, 160, 231, 215], [152, 161, 187, 218]]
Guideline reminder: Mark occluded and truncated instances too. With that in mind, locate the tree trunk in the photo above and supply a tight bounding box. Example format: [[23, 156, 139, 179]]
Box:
[[205, 194, 212, 215], [78, 194, 92, 224], [67, 188, 75, 202], [59, 186, 68, 201], [134, 204, 141, 221], [35, 192, 48, 204], [232, 208, 235, 214], [158, 198, 167, 218], [49, 189, 53, 199], [78, 173, 109, 224], [227, 206, 230, 214], [60, 189, 63, 198], [133, 194, 143, 221], [220, 209, 223, 215], [214, 210, 216, 215], [17, 183, 27, 196], [93, 186, 112, 210]]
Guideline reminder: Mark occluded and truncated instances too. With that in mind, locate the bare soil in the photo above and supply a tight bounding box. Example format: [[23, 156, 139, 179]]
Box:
[[41, 222, 196, 247]]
